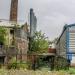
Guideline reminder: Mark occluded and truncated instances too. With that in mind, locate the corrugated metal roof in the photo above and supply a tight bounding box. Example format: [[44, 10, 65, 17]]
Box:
[[57, 24, 75, 44]]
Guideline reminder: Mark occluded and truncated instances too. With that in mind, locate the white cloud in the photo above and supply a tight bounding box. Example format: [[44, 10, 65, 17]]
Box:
[[0, 0, 75, 40], [0, 0, 11, 19]]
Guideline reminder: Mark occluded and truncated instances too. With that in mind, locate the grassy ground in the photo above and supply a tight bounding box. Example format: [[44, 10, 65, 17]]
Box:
[[0, 68, 75, 75]]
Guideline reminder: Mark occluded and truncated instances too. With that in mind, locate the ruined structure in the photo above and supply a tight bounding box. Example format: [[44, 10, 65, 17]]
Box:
[[0, 22, 29, 64]]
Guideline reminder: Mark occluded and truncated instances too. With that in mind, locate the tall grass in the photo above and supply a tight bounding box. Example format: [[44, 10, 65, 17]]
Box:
[[0, 68, 72, 75], [68, 67, 75, 74]]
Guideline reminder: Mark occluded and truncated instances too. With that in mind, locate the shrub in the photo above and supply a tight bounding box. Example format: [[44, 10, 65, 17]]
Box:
[[7, 57, 29, 69], [7, 57, 19, 69], [68, 68, 75, 74]]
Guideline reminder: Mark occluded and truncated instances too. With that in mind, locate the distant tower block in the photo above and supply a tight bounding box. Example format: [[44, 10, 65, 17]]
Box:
[[10, 0, 18, 22]]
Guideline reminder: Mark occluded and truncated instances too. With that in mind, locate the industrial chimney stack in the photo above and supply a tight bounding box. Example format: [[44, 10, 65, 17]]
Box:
[[10, 0, 18, 22]]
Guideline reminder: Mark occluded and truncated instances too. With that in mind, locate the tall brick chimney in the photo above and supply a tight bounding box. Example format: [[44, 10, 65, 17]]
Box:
[[10, 0, 18, 22]]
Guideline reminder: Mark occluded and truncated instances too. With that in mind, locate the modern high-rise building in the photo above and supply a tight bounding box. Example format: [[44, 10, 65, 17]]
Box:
[[10, 0, 18, 22], [30, 8, 37, 37]]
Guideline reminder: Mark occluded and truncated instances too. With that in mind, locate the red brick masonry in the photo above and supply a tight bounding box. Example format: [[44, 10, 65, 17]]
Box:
[[48, 48, 56, 53]]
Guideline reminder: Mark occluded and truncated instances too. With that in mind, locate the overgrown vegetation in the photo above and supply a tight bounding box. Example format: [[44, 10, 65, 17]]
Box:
[[68, 67, 75, 74], [0, 27, 6, 45], [29, 31, 49, 53], [54, 56, 69, 70], [7, 57, 30, 69], [0, 68, 74, 75]]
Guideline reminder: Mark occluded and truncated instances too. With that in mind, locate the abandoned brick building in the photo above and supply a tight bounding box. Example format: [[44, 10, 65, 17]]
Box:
[[0, 22, 29, 64]]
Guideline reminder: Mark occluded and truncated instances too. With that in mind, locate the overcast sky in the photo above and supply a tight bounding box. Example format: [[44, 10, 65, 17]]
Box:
[[0, 0, 75, 40]]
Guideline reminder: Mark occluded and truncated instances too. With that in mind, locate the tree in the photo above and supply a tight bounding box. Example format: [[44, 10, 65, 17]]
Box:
[[0, 27, 6, 45], [53, 37, 58, 44], [29, 31, 49, 54]]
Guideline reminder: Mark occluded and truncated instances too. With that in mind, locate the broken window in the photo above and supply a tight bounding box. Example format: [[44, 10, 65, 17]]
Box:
[[10, 29, 14, 34]]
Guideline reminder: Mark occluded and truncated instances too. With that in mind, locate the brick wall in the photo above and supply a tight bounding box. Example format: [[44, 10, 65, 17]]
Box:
[[10, 0, 18, 21]]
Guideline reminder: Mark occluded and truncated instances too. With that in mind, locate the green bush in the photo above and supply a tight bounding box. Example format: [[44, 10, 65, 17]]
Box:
[[68, 68, 75, 74], [7, 57, 29, 69], [7, 57, 19, 69], [18, 61, 30, 69]]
